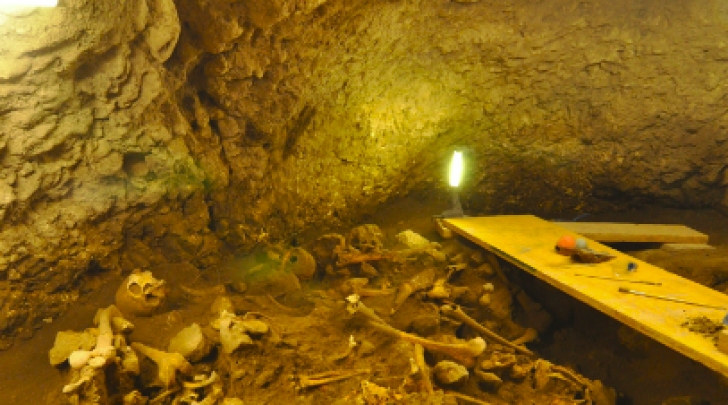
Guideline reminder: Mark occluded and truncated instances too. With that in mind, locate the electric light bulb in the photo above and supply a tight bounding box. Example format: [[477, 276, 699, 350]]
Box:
[[449, 150, 463, 188]]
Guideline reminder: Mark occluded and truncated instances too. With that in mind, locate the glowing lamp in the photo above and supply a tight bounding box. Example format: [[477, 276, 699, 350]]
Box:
[[0, 0, 57, 6], [440, 150, 465, 218], [449, 150, 463, 188]]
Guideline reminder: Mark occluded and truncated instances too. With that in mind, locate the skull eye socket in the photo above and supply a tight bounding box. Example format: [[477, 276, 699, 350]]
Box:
[[289, 255, 298, 263], [129, 282, 142, 295]]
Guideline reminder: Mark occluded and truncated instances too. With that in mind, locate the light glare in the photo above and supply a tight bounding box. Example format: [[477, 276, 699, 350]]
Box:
[[0, 0, 57, 6], [449, 151, 463, 188]]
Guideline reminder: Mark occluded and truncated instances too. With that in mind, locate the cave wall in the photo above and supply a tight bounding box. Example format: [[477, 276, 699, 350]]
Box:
[[0, 0, 221, 347], [1, 0, 728, 345], [175, 0, 728, 248]]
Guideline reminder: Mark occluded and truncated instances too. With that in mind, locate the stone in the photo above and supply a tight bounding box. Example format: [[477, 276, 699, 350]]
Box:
[[432, 360, 469, 386]]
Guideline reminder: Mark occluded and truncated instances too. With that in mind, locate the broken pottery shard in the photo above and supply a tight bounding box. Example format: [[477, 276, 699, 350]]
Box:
[[284, 247, 317, 280], [168, 323, 212, 362]]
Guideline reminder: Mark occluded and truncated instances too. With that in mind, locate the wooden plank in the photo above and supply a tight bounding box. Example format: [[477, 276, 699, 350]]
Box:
[[556, 222, 709, 244], [443, 215, 728, 378], [661, 243, 716, 252]]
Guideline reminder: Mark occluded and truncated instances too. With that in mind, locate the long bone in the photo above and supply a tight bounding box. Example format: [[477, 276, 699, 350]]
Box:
[[131, 342, 193, 388], [67, 305, 126, 370], [440, 304, 534, 356], [347, 295, 485, 368]]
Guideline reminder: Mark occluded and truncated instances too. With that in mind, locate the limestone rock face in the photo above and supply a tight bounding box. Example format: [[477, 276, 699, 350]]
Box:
[[0, 0, 219, 347], [2, 0, 728, 346], [172, 0, 728, 251]]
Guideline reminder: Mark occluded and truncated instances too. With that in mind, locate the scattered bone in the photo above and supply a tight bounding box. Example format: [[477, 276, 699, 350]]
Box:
[[440, 304, 534, 356], [49, 330, 97, 367], [346, 294, 387, 325], [485, 254, 513, 289], [336, 251, 394, 267], [218, 311, 255, 354], [360, 261, 380, 277], [123, 390, 148, 405], [168, 323, 212, 362], [110, 316, 135, 334], [116, 270, 167, 317], [340, 278, 394, 297], [474, 368, 503, 387], [327, 335, 358, 362], [239, 319, 269, 336], [178, 372, 223, 404], [444, 390, 493, 405], [395, 230, 431, 249], [414, 343, 434, 394], [478, 293, 491, 307], [120, 343, 141, 375], [533, 359, 587, 390], [67, 305, 122, 371], [511, 328, 538, 347], [392, 268, 436, 314], [480, 352, 517, 371], [428, 278, 451, 300], [130, 342, 192, 388], [62, 306, 125, 400], [337, 244, 446, 267], [296, 368, 370, 390], [508, 364, 530, 380], [348, 295, 485, 368], [433, 360, 469, 386], [221, 399, 246, 405]]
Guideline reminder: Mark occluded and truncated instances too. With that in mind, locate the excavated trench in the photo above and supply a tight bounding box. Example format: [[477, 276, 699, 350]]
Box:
[[2, 0, 728, 404]]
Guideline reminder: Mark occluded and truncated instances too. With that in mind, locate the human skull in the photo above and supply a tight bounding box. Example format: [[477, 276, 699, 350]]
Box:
[[115, 270, 166, 317], [347, 224, 384, 253]]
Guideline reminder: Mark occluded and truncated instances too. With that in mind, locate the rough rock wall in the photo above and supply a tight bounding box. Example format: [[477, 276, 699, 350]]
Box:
[[173, 0, 728, 251], [2, 0, 728, 346], [0, 0, 222, 347]]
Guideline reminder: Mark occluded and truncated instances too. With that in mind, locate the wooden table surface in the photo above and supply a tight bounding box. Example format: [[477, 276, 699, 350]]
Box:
[[444, 215, 728, 377]]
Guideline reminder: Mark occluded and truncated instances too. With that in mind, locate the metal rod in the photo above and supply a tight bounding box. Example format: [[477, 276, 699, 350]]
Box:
[[618, 287, 728, 310], [574, 274, 662, 286]]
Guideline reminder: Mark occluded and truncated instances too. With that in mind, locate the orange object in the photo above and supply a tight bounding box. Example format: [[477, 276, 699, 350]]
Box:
[[555, 235, 576, 255]]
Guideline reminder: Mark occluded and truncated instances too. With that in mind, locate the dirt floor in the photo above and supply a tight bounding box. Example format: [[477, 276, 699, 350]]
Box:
[[2, 197, 728, 404]]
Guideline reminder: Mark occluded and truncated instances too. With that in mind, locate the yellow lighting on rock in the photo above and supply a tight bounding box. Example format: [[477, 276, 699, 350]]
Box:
[[0, 0, 56, 6], [449, 150, 463, 188]]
